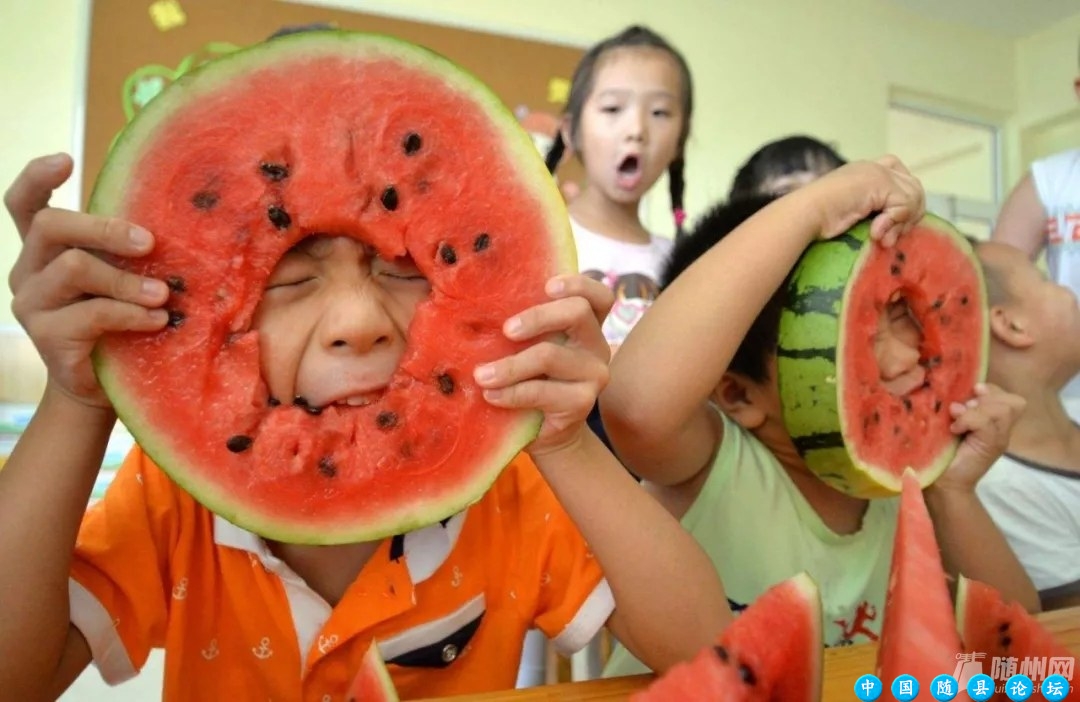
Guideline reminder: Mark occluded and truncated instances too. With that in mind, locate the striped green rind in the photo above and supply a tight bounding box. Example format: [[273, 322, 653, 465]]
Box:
[[777, 216, 987, 498]]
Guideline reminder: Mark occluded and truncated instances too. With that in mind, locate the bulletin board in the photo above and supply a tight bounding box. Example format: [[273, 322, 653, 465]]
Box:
[[79, 0, 587, 206]]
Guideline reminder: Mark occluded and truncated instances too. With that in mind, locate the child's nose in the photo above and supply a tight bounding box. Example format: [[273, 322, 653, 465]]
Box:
[[320, 288, 395, 354], [624, 107, 647, 142], [876, 335, 921, 381]]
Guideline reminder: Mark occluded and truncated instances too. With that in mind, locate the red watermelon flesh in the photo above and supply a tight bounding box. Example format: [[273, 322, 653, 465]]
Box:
[[87, 31, 576, 544], [875, 470, 963, 685], [957, 576, 1076, 694], [632, 572, 823, 702], [347, 640, 400, 702]]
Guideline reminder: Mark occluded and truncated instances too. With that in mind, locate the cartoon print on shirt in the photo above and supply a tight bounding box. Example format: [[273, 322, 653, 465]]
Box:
[[582, 270, 662, 348]]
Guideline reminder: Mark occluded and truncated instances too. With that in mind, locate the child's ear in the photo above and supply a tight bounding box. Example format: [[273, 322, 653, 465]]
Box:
[[712, 372, 769, 430], [990, 304, 1035, 349]]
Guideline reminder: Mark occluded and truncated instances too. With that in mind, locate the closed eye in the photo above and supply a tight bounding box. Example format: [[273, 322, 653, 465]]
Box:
[[265, 277, 314, 290]]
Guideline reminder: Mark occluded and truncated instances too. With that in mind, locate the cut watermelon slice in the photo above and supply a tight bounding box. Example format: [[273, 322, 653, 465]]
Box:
[[875, 470, 963, 687], [957, 575, 1076, 696], [87, 30, 576, 544], [347, 640, 400, 702], [631, 572, 823, 701], [778, 214, 988, 498]]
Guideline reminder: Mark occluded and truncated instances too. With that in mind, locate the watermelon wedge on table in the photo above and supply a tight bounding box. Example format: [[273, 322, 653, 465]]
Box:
[[875, 470, 963, 687], [631, 572, 823, 701], [347, 640, 400, 702], [87, 30, 576, 544], [778, 215, 988, 498]]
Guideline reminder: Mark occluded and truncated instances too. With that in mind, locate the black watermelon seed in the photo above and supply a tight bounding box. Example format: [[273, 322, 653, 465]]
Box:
[[890, 264, 901, 276], [439, 243, 458, 265], [928, 356, 942, 368], [318, 456, 336, 478], [376, 411, 399, 429], [293, 396, 309, 408], [403, 132, 422, 155], [192, 191, 219, 210], [259, 162, 289, 181], [473, 233, 491, 252], [738, 664, 756, 686], [932, 297, 944, 310], [306, 405, 323, 416], [437, 373, 455, 395], [893, 425, 901, 436], [268, 205, 291, 230], [268, 397, 281, 407], [166, 310, 185, 329], [960, 295, 969, 306], [166, 276, 186, 293], [902, 397, 913, 412], [896, 251, 906, 263], [381, 186, 399, 211], [713, 645, 729, 662], [1002, 635, 1012, 648], [940, 314, 952, 326], [934, 400, 943, 413], [872, 410, 881, 424], [226, 435, 253, 453], [999, 622, 1010, 633]]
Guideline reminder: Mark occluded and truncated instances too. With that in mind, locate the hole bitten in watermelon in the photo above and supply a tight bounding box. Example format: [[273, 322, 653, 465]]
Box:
[[631, 572, 823, 701], [87, 31, 577, 544], [778, 214, 989, 498], [874, 469, 963, 688], [956, 576, 1077, 696], [347, 640, 400, 702]]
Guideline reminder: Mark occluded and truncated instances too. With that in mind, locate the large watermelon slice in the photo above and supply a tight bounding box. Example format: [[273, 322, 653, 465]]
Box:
[[875, 470, 963, 687], [87, 30, 576, 544], [778, 214, 988, 498], [347, 640, 400, 702], [631, 572, 823, 701], [957, 576, 1076, 697]]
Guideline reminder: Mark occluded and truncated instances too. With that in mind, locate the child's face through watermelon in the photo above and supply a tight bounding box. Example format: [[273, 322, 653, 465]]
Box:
[[726, 303, 925, 470], [251, 235, 431, 411]]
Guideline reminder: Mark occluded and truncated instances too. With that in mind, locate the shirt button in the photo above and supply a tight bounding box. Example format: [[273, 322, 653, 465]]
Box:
[[441, 644, 458, 663]]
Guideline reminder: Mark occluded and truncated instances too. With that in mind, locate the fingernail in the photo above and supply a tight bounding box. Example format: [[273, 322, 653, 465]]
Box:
[[129, 226, 152, 248], [505, 317, 523, 337], [949, 402, 966, 414], [142, 279, 165, 298], [150, 309, 169, 324], [474, 364, 496, 383], [483, 388, 504, 401], [547, 278, 565, 295]]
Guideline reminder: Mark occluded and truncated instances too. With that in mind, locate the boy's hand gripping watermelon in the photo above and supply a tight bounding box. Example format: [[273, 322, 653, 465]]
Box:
[[88, 31, 576, 544], [778, 215, 988, 498]]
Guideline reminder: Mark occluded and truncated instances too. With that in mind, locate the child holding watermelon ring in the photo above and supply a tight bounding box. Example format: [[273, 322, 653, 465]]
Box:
[[600, 155, 1041, 676], [0, 153, 732, 700]]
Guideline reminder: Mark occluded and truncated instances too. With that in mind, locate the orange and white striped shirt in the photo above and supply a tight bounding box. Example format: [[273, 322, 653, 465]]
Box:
[[70, 446, 613, 700]]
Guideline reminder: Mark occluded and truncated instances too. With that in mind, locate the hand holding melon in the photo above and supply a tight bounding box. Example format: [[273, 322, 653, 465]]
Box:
[[808, 155, 926, 248], [474, 273, 614, 458], [935, 382, 1026, 493], [5, 156, 171, 409]]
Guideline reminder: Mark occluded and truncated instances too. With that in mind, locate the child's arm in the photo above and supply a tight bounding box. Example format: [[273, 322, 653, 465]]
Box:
[[0, 154, 170, 698], [927, 384, 1041, 612], [473, 274, 732, 671], [600, 158, 924, 488], [990, 172, 1048, 260]]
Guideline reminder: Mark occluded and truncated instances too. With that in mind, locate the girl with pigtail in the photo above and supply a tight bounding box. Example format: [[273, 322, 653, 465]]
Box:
[[545, 24, 694, 358]]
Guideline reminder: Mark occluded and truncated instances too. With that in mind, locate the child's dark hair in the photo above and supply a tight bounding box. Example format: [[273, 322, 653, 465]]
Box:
[[661, 195, 785, 383], [544, 25, 694, 236], [728, 136, 846, 201]]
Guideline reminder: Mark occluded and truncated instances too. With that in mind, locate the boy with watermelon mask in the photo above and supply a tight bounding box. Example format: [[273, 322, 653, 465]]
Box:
[[972, 240, 1080, 612], [0, 154, 731, 699], [601, 156, 1041, 676]]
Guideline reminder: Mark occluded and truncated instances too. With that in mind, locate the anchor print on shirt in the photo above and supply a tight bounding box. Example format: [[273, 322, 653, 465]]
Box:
[[451, 566, 463, 588], [201, 638, 219, 660], [252, 636, 273, 660], [832, 601, 880, 646], [317, 634, 338, 655], [171, 577, 188, 600]]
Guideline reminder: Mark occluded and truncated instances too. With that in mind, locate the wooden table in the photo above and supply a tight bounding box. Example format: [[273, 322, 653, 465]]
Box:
[[421, 607, 1079, 701]]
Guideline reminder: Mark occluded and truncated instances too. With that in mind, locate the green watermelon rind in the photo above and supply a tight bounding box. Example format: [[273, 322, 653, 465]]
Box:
[[86, 30, 576, 544], [778, 214, 989, 499], [349, 640, 401, 702]]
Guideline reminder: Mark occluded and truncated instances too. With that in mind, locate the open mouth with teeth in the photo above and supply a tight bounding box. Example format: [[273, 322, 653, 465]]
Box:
[[616, 155, 643, 189]]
